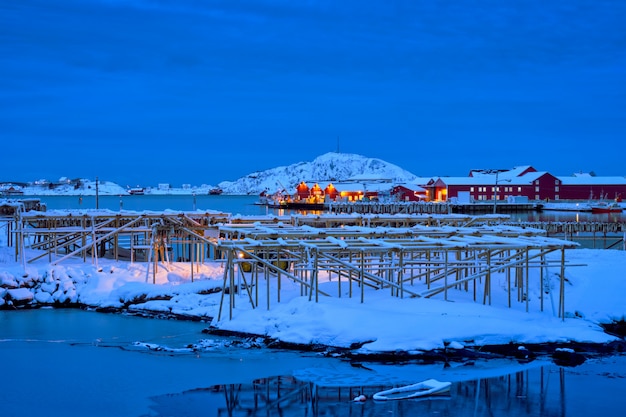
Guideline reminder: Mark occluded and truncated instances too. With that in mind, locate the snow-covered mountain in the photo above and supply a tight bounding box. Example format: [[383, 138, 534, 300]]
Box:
[[3, 153, 418, 196], [217, 152, 419, 195], [14, 179, 128, 196]]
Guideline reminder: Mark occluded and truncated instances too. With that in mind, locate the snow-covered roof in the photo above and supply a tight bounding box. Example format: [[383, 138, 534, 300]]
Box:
[[393, 183, 427, 192], [435, 176, 529, 186], [306, 181, 394, 193], [437, 171, 554, 186], [334, 182, 394, 193], [557, 175, 626, 185], [470, 166, 535, 179], [465, 166, 626, 187], [407, 177, 436, 187]]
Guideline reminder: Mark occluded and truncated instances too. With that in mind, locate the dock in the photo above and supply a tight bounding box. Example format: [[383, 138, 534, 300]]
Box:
[[326, 201, 450, 214], [266, 201, 541, 215], [449, 202, 541, 214]]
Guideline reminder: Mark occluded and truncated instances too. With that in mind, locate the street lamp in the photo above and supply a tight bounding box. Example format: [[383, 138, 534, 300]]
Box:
[[491, 170, 511, 214], [482, 169, 507, 214], [493, 172, 500, 214]]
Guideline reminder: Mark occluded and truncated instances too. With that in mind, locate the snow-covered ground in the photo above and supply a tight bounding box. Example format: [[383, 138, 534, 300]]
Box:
[[2, 219, 625, 355]]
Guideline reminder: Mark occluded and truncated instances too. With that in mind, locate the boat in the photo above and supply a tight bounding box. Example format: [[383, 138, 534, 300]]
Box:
[[128, 187, 145, 195], [372, 379, 451, 401], [208, 187, 223, 195], [255, 189, 293, 208], [590, 201, 622, 214]]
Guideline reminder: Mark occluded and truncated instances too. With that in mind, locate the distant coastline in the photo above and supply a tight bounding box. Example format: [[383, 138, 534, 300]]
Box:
[[0, 179, 222, 197]]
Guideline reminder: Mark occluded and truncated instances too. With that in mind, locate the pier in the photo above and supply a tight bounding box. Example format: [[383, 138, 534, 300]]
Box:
[[449, 202, 540, 214], [502, 220, 626, 250], [326, 201, 449, 215], [267, 201, 542, 215]]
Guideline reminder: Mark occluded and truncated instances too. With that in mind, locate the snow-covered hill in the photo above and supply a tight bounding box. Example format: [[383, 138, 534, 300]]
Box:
[[3, 153, 418, 196], [218, 152, 418, 195], [19, 179, 128, 196]]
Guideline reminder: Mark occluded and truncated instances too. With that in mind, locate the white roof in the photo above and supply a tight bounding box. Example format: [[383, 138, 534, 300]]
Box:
[[335, 182, 394, 192], [394, 183, 427, 192], [410, 177, 436, 186], [557, 175, 626, 185], [307, 181, 394, 193], [437, 171, 550, 186], [470, 165, 534, 180]]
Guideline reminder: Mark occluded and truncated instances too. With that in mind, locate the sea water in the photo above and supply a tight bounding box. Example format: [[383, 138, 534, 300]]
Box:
[[34, 194, 265, 215], [26, 194, 626, 222], [1, 309, 625, 417], [4, 196, 626, 416]]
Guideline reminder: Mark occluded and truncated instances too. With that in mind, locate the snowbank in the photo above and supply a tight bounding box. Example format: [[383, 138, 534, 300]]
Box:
[[1, 243, 624, 356]]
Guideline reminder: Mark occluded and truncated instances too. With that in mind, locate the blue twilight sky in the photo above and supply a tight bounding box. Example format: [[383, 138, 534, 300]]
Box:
[[1, 0, 625, 187]]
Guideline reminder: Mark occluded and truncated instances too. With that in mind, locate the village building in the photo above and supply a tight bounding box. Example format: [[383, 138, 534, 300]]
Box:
[[425, 166, 626, 203], [295, 181, 387, 202], [558, 173, 625, 201], [390, 182, 429, 202], [277, 165, 625, 207], [293, 176, 430, 203]]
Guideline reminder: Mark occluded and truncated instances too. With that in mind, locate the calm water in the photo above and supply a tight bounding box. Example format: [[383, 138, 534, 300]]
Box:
[[1, 309, 625, 417], [33, 194, 266, 216], [27, 194, 626, 223], [5, 196, 626, 416]]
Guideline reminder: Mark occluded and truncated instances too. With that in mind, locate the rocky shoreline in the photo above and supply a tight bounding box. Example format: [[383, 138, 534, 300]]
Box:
[[4, 300, 624, 368], [203, 325, 626, 367]]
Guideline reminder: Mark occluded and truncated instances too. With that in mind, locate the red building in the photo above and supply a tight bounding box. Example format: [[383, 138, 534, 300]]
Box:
[[425, 166, 626, 202], [291, 167, 625, 204], [390, 184, 428, 202], [294, 179, 398, 202], [558, 174, 624, 201]]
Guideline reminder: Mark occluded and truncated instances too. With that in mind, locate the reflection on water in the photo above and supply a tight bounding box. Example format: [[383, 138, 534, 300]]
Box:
[[145, 357, 626, 417], [513, 210, 626, 224], [2, 310, 625, 416]]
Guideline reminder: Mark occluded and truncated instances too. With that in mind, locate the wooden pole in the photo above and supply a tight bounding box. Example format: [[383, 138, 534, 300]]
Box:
[[525, 249, 530, 312], [559, 248, 566, 320], [360, 251, 365, 304], [217, 249, 231, 321]]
